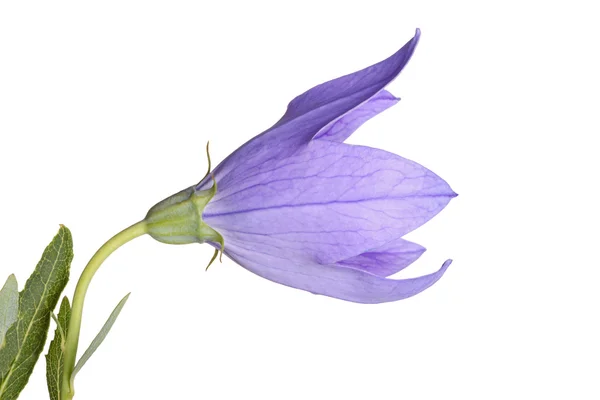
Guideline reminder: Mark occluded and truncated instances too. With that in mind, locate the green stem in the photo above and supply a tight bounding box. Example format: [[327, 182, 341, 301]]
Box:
[[60, 221, 148, 400]]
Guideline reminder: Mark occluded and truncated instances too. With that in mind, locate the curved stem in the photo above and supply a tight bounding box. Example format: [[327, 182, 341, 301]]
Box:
[[61, 221, 148, 400]]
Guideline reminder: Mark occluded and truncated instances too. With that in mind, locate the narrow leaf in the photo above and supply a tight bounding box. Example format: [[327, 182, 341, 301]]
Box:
[[0, 226, 73, 400], [0, 276, 18, 348], [45, 297, 71, 400], [72, 293, 131, 379]]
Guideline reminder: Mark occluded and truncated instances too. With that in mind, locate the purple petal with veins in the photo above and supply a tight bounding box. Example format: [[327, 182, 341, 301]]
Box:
[[314, 90, 399, 143], [203, 140, 455, 265], [186, 29, 455, 303], [336, 237, 425, 277], [197, 29, 421, 193], [223, 236, 451, 304]]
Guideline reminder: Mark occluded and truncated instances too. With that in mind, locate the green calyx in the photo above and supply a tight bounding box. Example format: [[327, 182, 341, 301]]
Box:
[[144, 184, 221, 245], [144, 143, 225, 267]]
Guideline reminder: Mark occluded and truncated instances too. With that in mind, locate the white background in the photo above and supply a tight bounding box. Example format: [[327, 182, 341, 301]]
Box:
[[1, 1, 598, 399]]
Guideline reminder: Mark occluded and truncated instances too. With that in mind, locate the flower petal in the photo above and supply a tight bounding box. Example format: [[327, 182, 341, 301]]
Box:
[[276, 29, 419, 133], [197, 29, 420, 192], [203, 140, 455, 264], [223, 238, 451, 304], [336, 237, 425, 277], [313, 90, 399, 143]]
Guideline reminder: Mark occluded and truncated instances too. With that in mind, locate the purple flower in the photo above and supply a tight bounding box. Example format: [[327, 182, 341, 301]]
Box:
[[146, 29, 456, 303]]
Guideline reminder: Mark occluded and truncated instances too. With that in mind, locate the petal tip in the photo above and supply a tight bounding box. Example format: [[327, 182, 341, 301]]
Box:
[[441, 259, 453, 271], [413, 28, 421, 44]]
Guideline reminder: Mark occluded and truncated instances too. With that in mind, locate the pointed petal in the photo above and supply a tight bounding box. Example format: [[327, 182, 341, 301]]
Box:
[[313, 90, 399, 143], [204, 140, 455, 264], [336, 237, 425, 277], [224, 238, 451, 304], [277, 29, 419, 132], [197, 30, 420, 192]]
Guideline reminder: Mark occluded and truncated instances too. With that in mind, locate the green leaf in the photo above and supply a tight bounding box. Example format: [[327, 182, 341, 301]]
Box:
[[72, 293, 130, 380], [45, 297, 71, 400], [0, 226, 73, 400], [0, 276, 18, 348]]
